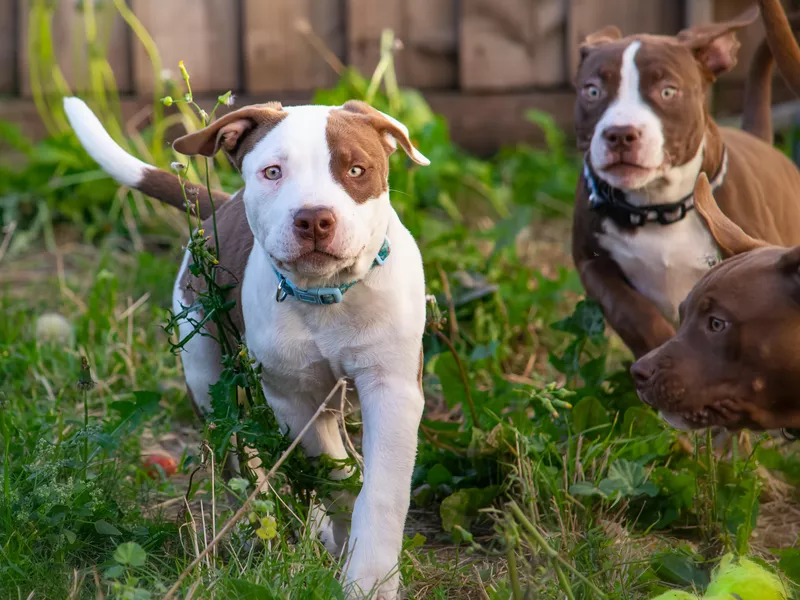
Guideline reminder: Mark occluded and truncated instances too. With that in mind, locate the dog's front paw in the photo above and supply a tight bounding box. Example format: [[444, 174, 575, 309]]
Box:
[[309, 504, 348, 556], [343, 557, 400, 600]]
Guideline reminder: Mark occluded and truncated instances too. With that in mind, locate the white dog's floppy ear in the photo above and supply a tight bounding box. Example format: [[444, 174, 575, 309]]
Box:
[[341, 100, 430, 166], [173, 102, 284, 158]]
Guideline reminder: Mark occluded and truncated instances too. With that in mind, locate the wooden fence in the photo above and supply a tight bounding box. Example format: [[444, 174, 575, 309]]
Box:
[[0, 0, 798, 155]]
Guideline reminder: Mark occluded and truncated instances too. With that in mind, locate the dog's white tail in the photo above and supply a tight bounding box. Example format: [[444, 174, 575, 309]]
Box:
[[63, 97, 230, 219], [63, 97, 149, 188]]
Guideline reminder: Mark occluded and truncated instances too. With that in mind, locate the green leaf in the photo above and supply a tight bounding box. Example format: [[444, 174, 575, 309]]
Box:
[[776, 548, 800, 583], [94, 520, 122, 536], [650, 550, 709, 588], [440, 487, 500, 534], [404, 532, 427, 551], [227, 579, 278, 599], [653, 468, 694, 510], [434, 351, 469, 411], [571, 396, 610, 436], [63, 530, 76, 544], [426, 464, 453, 488], [551, 300, 606, 344], [569, 482, 605, 498], [597, 459, 657, 499], [114, 542, 147, 567], [228, 477, 250, 493], [104, 565, 125, 578]]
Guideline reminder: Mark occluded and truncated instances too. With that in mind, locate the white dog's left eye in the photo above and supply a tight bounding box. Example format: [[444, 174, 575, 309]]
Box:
[[348, 166, 365, 177], [264, 165, 282, 180], [661, 86, 678, 100]]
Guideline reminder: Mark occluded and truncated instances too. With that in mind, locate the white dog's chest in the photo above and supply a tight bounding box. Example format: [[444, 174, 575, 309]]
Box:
[[596, 212, 720, 323]]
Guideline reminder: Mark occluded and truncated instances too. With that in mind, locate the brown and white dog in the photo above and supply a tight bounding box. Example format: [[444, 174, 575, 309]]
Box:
[[63, 97, 430, 600], [572, 8, 800, 368], [629, 0, 800, 432], [632, 173, 800, 432]]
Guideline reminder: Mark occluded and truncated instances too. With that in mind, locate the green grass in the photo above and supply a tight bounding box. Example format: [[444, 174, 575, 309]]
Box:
[[4, 2, 800, 599]]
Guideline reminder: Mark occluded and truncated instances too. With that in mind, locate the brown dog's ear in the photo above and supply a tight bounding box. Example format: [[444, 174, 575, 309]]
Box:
[[777, 246, 800, 274], [341, 101, 430, 166], [677, 6, 759, 77], [693, 172, 768, 257], [173, 102, 284, 158], [579, 26, 623, 61]]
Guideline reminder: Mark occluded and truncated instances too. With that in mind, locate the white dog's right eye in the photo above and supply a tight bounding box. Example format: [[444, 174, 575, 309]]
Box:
[[264, 166, 282, 180]]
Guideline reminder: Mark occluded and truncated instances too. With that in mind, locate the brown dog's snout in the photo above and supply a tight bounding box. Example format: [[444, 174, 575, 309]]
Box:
[[630, 358, 654, 386], [602, 125, 641, 150], [293, 208, 337, 242]]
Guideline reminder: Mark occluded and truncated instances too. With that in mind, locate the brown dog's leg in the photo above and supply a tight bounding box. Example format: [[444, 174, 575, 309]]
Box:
[[576, 257, 676, 358]]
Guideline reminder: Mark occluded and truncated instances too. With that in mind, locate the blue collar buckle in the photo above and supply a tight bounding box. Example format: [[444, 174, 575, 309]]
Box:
[[273, 236, 390, 306]]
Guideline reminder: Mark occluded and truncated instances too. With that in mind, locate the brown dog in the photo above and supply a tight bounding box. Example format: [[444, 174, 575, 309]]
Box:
[[631, 173, 800, 431], [572, 8, 800, 360]]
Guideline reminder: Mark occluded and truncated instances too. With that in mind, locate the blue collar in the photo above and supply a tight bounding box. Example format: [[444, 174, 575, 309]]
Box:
[[272, 237, 391, 305]]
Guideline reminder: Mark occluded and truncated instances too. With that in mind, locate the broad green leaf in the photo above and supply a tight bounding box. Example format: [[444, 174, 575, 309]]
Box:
[[228, 477, 250, 493], [434, 352, 470, 412], [114, 542, 147, 567], [776, 548, 800, 584], [94, 520, 122, 536], [597, 459, 657, 498], [426, 464, 453, 488], [568, 482, 604, 498], [650, 551, 709, 588], [571, 396, 610, 436]]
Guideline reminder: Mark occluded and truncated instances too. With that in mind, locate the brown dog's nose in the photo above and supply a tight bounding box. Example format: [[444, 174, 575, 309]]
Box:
[[630, 359, 654, 386], [293, 208, 337, 242], [603, 125, 641, 150]]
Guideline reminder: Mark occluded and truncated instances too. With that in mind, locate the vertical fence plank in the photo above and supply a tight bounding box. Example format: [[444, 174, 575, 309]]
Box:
[[348, 0, 457, 89], [568, 0, 682, 76], [0, 0, 15, 93], [244, 0, 345, 94], [18, 0, 132, 96], [132, 0, 239, 94], [460, 0, 567, 91]]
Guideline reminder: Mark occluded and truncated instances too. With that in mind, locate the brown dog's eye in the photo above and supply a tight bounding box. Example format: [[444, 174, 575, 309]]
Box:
[[348, 166, 365, 178], [708, 317, 727, 333], [583, 84, 601, 101]]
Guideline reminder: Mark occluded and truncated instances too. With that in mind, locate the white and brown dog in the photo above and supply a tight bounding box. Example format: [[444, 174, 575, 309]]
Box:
[[63, 97, 430, 599]]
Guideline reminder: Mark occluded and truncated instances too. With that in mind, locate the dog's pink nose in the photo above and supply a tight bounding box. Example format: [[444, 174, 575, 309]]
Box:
[[293, 208, 337, 242], [630, 359, 654, 386], [603, 125, 641, 150]]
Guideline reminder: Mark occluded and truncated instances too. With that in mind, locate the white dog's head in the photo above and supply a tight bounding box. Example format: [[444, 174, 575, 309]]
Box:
[[173, 101, 429, 286]]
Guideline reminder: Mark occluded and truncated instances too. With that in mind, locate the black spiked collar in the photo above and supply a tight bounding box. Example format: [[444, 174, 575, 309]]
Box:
[[584, 149, 728, 230]]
